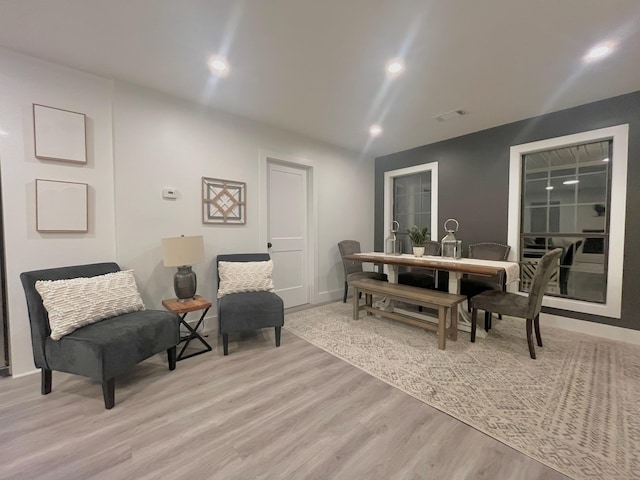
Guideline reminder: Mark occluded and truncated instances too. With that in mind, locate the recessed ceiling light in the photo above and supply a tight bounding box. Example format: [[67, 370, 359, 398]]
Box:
[[602, 157, 610, 162], [208, 55, 230, 77], [584, 43, 615, 63], [545, 185, 554, 190], [386, 59, 404, 76], [369, 124, 382, 137], [563, 179, 580, 185]]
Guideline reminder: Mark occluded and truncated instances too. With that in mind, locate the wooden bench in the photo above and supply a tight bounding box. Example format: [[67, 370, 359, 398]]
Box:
[[351, 278, 466, 350]]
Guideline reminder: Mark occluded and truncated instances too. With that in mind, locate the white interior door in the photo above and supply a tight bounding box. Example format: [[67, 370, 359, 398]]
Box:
[[267, 162, 309, 307]]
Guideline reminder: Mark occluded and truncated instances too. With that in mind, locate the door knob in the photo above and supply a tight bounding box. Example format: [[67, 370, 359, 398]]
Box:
[[267, 242, 273, 248]]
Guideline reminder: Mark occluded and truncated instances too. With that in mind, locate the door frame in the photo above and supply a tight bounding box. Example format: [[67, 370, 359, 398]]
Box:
[[258, 149, 317, 304]]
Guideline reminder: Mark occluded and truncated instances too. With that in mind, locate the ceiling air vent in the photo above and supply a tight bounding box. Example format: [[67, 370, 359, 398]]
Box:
[[434, 109, 467, 122]]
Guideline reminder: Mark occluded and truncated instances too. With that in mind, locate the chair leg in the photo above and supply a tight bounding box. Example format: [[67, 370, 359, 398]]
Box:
[[275, 326, 281, 347], [484, 311, 491, 331], [167, 346, 177, 370], [223, 333, 229, 356], [470, 308, 478, 343], [526, 318, 536, 359], [102, 378, 115, 409], [41, 369, 52, 395], [343, 282, 348, 303], [534, 314, 543, 347]]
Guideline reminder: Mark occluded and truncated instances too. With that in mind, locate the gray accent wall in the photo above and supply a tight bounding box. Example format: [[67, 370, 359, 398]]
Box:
[[375, 90, 640, 330]]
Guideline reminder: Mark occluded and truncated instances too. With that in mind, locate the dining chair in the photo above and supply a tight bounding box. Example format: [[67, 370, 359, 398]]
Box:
[[559, 240, 583, 295], [338, 240, 387, 303], [460, 242, 511, 331], [398, 240, 447, 291], [470, 248, 562, 359]]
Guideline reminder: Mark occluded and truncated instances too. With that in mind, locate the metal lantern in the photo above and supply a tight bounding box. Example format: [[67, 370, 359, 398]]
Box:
[[441, 218, 462, 259], [385, 220, 402, 255]]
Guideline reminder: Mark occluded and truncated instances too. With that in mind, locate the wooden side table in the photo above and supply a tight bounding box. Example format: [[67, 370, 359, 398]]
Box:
[[162, 295, 212, 361]]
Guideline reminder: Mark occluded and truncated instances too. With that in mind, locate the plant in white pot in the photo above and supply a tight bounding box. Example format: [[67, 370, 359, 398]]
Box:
[[407, 225, 430, 257]]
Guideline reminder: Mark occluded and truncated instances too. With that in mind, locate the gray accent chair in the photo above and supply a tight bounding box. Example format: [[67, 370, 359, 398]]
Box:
[[338, 240, 387, 303], [20, 263, 180, 409], [216, 253, 284, 355], [460, 242, 511, 331], [470, 248, 563, 359]]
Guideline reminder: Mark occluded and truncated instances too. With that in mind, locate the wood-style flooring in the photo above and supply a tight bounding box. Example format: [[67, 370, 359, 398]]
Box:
[[0, 327, 569, 480]]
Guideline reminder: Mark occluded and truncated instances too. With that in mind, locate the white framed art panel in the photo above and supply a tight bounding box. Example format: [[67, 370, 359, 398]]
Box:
[[33, 104, 87, 164], [36, 179, 88, 232]]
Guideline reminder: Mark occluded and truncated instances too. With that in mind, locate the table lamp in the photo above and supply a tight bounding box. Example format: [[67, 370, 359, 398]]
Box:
[[162, 235, 205, 301]]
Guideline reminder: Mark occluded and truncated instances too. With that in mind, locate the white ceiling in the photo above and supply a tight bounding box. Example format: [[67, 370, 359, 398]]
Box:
[[1, 0, 639, 157]]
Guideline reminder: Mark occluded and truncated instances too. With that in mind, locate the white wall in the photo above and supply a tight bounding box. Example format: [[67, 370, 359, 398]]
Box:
[[0, 50, 375, 377], [0, 49, 117, 376], [112, 83, 375, 326]]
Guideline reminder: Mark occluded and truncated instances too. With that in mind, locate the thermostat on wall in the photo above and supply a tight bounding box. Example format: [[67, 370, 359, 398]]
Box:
[[162, 188, 177, 199]]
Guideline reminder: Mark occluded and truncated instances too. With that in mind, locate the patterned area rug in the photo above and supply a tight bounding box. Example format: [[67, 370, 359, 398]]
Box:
[[284, 302, 640, 480]]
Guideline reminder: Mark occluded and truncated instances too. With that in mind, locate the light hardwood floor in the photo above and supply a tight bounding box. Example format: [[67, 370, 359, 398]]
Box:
[[0, 328, 569, 480]]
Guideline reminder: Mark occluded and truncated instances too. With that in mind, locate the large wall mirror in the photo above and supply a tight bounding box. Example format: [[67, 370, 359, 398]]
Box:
[[521, 140, 611, 303], [508, 124, 628, 319]]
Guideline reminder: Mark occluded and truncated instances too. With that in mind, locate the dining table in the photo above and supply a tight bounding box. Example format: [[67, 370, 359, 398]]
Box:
[[343, 252, 520, 334]]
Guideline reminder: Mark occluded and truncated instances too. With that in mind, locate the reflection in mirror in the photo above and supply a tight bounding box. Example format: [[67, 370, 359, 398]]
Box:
[[520, 140, 610, 303]]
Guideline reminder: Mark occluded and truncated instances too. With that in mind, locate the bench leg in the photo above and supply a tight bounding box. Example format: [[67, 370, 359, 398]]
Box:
[[437, 307, 446, 350], [352, 286, 359, 320], [366, 293, 373, 315], [449, 306, 458, 341]]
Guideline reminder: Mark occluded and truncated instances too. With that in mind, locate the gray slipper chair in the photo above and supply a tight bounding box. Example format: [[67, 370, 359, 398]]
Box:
[[216, 253, 284, 355], [20, 262, 180, 409]]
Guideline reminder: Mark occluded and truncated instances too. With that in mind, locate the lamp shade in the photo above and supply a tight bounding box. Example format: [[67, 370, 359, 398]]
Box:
[[162, 235, 205, 267]]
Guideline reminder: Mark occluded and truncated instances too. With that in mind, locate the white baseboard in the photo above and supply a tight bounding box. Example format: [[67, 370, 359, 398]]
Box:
[[315, 288, 343, 304], [12, 368, 38, 379], [542, 313, 640, 346]]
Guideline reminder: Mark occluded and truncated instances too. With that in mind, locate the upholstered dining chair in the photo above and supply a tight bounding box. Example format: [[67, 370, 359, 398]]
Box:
[[398, 240, 447, 291], [460, 242, 511, 331], [470, 248, 563, 359], [338, 240, 387, 303]]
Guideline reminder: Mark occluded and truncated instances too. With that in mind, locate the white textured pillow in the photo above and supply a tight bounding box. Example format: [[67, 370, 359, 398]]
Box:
[[35, 270, 145, 340], [217, 260, 275, 298]]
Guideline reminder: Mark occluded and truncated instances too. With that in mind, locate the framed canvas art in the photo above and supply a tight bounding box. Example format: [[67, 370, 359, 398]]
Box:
[[33, 104, 87, 164], [36, 179, 88, 232]]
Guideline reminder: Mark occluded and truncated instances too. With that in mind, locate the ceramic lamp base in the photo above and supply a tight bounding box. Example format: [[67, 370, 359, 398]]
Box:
[[174, 266, 197, 301]]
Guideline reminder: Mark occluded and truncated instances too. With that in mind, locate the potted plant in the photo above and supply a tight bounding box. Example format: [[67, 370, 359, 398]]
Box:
[[407, 225, 430, 257]]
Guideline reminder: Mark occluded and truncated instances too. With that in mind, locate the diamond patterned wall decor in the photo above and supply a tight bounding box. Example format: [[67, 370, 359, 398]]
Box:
[[202, 177, 246, 224]]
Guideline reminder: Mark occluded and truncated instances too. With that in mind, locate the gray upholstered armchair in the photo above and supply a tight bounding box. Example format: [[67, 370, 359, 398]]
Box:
[[216, 253, 284, 355], [470, 248, 563, 359], [20, 263, 180, 409]]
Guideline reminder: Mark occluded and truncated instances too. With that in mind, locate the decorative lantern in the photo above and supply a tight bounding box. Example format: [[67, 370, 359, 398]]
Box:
[[385, 220, 402, 255], [441, 218, 462, 259]]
